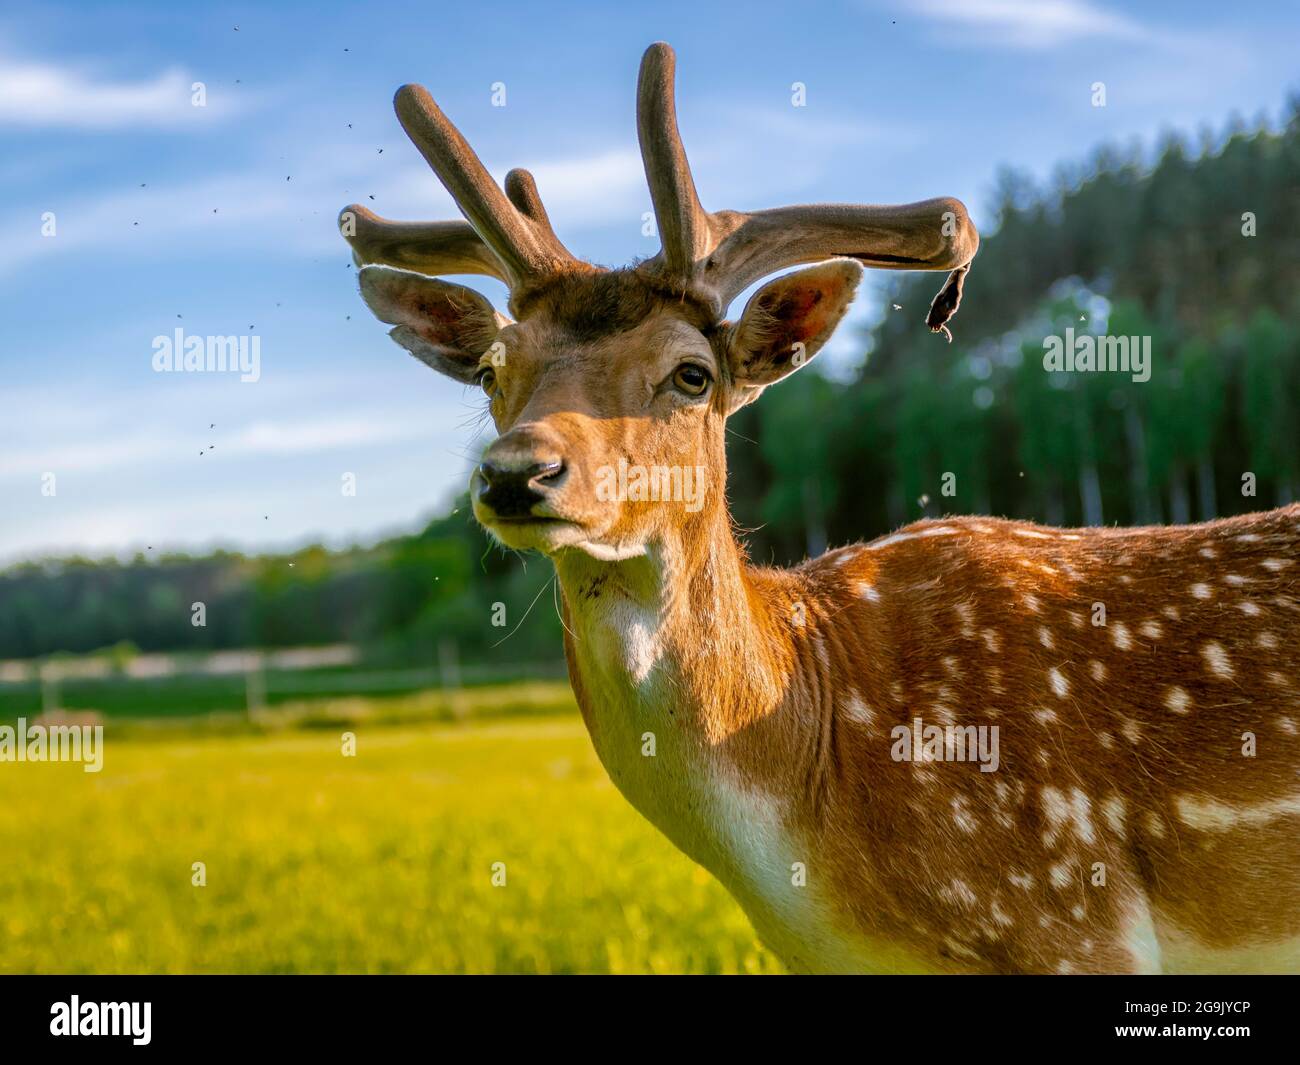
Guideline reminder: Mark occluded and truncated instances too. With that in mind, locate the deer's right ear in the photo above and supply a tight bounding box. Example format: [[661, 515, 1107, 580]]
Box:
[[358, 265, 503, 384]]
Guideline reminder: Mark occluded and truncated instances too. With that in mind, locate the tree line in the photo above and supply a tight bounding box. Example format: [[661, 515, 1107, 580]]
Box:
[[3, 100, 1298, 662]]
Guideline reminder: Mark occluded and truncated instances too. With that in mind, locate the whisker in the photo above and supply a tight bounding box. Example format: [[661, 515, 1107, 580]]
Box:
[[491, 572, 553, 648], [552, 576, 577, 641]]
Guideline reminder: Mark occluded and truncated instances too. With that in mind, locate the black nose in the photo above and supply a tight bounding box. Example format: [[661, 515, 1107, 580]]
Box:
[[477, 458, 565, 519]]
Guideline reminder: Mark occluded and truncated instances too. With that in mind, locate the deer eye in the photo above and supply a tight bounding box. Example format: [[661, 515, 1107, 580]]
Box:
[[672, 364, 710, 396], [476, 367, 497, 396]]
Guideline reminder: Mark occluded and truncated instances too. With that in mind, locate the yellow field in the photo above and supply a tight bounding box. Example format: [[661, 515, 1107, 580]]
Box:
[[0, 696, 777, 974]]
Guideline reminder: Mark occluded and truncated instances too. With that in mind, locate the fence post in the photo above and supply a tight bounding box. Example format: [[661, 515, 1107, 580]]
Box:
[[245, 650, 266, 722], [40, 660, 61, 717], [439, 638, 467, 721]]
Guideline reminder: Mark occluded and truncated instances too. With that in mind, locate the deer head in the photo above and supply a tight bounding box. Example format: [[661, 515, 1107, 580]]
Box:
[[342, 43, 978, 562]]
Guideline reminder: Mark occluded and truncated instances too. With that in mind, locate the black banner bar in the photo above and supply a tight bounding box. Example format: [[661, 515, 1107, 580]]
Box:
[[0, 974, 1293, 1052]]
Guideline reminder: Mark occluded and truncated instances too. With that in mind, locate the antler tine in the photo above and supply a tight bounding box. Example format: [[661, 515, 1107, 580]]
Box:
[[338, 203, 511, 282], [702, 199, 980, 318], [632, 43, 978, 332], [503, 168, 552, 225], [392, 84, 581, 287], [637, 42, 714, 283]]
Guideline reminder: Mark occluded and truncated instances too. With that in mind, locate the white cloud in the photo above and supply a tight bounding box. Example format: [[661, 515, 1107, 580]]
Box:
[[0, 367, 473, 475], [0, 139, 646, 276], [0, 373, 480, 562], [0, 53, 242, 128], [523, 149, 646, 224], [222, 416, 432, 457], [909, 0, 1148, 49]]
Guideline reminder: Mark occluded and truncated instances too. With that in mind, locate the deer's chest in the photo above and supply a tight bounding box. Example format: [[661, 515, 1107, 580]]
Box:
[[568, 599, 713, 850], [567, 600, 906, 972]]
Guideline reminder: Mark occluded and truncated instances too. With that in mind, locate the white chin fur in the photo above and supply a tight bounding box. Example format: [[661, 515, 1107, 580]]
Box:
[[481, 519, 645, 562], [570, 539, 648, 562]]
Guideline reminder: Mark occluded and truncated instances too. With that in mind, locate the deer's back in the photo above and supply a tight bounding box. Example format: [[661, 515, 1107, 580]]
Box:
[[793, 505, 1300, 972]]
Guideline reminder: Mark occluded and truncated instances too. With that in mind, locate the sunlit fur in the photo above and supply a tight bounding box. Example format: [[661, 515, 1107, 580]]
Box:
[[363, 262, 1300, 974]]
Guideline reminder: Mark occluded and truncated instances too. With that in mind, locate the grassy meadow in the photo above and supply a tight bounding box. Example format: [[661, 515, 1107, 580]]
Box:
[[0, 685, 777, 974]]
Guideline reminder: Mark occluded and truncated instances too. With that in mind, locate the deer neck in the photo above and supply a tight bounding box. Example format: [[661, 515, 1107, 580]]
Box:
[[553, 500, 822, 878]]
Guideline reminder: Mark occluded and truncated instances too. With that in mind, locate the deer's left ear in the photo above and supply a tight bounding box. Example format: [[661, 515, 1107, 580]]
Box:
[[725, 259, 862, 412]]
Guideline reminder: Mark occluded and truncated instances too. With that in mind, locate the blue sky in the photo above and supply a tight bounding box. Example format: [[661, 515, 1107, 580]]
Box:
[[1, 0, 1296, 563]]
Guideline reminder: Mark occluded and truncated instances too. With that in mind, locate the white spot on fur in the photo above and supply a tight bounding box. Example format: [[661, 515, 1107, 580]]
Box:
[[1258, 632, 1279, 650], [1049, 862, 1073, 889], [858, 581, 881, 602], [941, 879, 978, 908], [1089, 659, 1107, 683], [1102, 794, 1126, 839], [1070, 789, 1096, 844], [951, 795, 978, 834], [1174, 793, 1300, 832], [1041, 786, 1068, 844], [942, 935, 980, 960], [1111, 621, 1133, 650], [1048, 667, 1069, 698], [1165, 686, 1191, 714], [1143, 811, 1167, 839], [1138, 620, 1163, 639], [1262, 558, 1293, 571], [1042, 787, 1095, 847], [867, 526, 958, 551], [841, 692, 875, 727], [1201, 640, 1234, 679], [1039, 626, 1055, 650], [1238, 600, 1262, 616]]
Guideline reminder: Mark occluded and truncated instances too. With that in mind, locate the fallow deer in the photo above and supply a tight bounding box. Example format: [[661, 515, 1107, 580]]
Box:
[[342, 43, 1300, 974]]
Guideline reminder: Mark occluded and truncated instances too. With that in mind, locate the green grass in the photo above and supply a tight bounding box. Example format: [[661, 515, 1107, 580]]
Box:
[[0, 662, 568, 720], [0, 706, 778, 974]]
